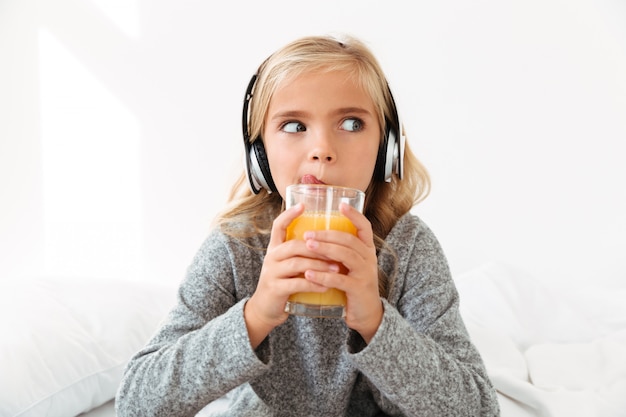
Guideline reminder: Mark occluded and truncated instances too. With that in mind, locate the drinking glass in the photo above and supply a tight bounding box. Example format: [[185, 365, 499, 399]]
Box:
[[284, 184, 365, 318]]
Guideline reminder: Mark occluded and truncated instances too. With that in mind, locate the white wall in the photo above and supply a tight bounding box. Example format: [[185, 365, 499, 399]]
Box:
[[1, 0, 625, 289]]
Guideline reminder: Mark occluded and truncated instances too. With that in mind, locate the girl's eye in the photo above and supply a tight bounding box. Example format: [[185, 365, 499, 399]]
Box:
[[282, 121, 306, 133], [340, 118, 364, 132]]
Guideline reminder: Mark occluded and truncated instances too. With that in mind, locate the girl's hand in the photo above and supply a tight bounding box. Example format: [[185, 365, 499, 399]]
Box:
[[301, 203, 383, 343], [244, 203, 339, 348]]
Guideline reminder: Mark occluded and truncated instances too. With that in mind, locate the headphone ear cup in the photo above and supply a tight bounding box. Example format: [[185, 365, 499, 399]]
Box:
[[249, 139, 277, 193], [242, 73, 277, 194], [376, 120, 399, 182], [376, 82, 405, 182], [374, 129, 388, 182], [395, 125, 404, 180]]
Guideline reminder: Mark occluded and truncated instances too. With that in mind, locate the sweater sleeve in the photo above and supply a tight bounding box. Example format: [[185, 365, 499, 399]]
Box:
[[115, 232, 269, 417], [348, 216, 500, 417]]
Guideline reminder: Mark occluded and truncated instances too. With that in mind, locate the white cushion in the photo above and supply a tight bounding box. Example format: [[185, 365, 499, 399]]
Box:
[[455, 262, 597, 349], [0, 277, 175, 417], [455, 262, 626, 416]]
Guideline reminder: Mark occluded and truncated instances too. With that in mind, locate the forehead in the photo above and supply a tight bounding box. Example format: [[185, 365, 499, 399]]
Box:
[[269, 70, 376, 111]]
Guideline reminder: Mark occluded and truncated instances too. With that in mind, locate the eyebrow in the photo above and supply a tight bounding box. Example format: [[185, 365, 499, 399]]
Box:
[[269, 107, 374, 121], [333, 107, 373, 117]]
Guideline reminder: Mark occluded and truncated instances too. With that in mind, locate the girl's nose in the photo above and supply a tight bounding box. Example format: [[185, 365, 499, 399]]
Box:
[[312, 151, 334, 162], [309, 132, 336, 162]]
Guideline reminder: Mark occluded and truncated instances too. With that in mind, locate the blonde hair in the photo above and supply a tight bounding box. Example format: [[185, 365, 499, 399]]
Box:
[[216, 34, 431, 295]]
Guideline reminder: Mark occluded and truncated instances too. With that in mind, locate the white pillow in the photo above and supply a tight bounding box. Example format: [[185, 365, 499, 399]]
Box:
[[454, 261, 597, 349], [0, 276, 176, 417], [455, 262, 626, 416]]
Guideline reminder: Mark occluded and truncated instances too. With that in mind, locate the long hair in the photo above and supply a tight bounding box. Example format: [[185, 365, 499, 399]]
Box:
[[216, 34, 431, 296]]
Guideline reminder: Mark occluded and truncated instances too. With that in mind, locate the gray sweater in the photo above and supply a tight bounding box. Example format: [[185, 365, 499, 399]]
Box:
[[115, 213, 500, 416]]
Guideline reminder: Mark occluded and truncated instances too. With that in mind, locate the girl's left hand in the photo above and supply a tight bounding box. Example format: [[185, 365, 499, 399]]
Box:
[[302, 203, 383, 343]]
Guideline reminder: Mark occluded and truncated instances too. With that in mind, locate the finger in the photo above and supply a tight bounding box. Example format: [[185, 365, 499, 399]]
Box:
[[272, 254, 342, 281], [268, 203, 304, 247], [304, 238, 354, 265], [303, 269, 350, 292], [304, 233, 368, 270], [339, 203, 374, 244]]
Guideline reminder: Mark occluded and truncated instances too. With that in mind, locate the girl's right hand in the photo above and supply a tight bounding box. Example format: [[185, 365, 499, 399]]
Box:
[[243, 203, 333, 348]]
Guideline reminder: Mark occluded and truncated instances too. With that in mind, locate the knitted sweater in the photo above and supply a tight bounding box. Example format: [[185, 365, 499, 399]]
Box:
[[115, 213, 500, 416]]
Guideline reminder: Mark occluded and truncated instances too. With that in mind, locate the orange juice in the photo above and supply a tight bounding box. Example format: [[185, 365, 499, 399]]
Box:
[[286, 211, 356, 306]]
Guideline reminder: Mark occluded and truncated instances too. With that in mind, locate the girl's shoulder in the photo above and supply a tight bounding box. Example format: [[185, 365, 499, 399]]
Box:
[[202, 225, 270, 255], [386, 211, 439, 247], [384, 211, 450, 275], [383, 212, 453, 304], [187, 226, 269, 274]]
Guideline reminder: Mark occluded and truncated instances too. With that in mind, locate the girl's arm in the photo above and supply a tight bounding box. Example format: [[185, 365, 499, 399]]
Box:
[[348, 218, 500, 417], [115, 233, 268, 417]]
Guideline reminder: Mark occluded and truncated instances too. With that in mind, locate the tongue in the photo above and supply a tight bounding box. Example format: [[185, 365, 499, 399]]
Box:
[[301, 175, 325, 184]]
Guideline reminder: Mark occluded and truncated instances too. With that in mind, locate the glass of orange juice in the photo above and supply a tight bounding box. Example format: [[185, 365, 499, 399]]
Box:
[[284, 184, 365, 318]]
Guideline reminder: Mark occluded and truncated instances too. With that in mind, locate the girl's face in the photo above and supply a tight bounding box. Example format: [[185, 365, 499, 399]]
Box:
[[263, 70, 381, 199]]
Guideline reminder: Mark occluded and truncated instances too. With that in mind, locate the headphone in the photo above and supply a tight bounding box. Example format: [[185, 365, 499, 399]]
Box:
[[241, 72, 405, 194]]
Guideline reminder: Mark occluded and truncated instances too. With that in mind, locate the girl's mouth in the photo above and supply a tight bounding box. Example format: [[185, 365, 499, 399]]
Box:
[[300, 175, 325, 185]]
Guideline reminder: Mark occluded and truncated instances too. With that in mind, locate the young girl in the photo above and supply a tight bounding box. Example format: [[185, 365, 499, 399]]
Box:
[[116, 34, 500, 416]]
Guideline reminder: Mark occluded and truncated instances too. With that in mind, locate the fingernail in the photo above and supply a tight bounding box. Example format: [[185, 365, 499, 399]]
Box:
[[303, 231, 315, 240], [306, 239, 318, 249]]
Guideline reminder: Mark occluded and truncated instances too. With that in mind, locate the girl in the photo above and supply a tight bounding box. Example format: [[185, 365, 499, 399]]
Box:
[[116, 34, 500, 416]]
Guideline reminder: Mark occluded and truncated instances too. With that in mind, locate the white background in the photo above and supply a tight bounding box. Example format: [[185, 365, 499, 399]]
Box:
[[1, 0, 625, 291]]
